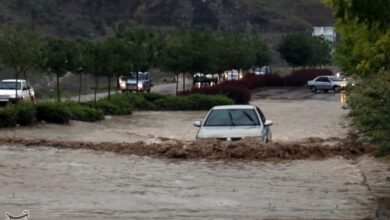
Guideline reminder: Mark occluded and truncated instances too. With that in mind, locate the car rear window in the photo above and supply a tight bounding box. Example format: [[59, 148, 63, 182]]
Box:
[[204, 109, 260, 127]]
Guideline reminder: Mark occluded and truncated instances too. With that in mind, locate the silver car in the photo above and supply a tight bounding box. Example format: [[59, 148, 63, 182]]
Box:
[[307, 75, 347, 93], [194, 105, 273, 143]]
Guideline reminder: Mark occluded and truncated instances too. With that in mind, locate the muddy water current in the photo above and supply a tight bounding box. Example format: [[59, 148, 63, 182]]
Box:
[[0, 145, 376, 220]]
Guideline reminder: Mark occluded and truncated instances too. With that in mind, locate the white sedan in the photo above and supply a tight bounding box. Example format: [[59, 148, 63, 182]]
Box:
[[194, 105, 273, 143]]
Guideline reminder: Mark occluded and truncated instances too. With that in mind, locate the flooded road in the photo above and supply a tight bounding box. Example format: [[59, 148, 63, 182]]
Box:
[[0, 146, 375, 220]]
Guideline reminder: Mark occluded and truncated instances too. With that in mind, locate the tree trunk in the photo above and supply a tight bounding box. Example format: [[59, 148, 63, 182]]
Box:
[[56, 74, 61, 102], [108, 76, 112, 100], [182, 72, 186, 91], [78, 73, 82, 103], [176, 73, 179, 96], [94, 76, 98, 105], [136, 71, 139, 94], [23, 72, 35, 106], [14, 72, 19, 109]]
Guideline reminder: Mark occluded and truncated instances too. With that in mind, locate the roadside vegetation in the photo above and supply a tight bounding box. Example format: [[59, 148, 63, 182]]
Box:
[[0, 93, 233, 128], [325, 0, 390, 156], [181, 69, 333, 104]]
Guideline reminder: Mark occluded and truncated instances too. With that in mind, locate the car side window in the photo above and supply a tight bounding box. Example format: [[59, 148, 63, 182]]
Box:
[[323, 77, 331, 82], [256, 107, 266, 124], [316, 77, 325, 82]]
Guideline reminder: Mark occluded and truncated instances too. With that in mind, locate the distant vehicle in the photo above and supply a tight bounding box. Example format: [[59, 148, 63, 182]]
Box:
[[0, 79, 35, 103], [193, 73, 219, 88], [223, 70, 243, 81], [193, 105, 273, 143], [118, 72, 153, 93], [250, 66, 272, 75], [307, 75, 347, 93]]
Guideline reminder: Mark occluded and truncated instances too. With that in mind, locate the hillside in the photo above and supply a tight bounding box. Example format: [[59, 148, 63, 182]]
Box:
[[0, 0, 334, 37]]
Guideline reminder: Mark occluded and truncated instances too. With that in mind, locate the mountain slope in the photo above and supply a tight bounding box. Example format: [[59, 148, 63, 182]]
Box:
[[0, 0, 333, 37]]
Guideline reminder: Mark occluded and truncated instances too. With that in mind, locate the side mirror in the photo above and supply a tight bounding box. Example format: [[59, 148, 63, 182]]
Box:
[[193, 120, 202, 127], [23, 87, 29, 91], [264, 120, 273, 126]]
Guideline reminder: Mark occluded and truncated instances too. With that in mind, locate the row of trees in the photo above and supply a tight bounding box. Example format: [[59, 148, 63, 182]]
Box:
[[0, 25, 272, 101]]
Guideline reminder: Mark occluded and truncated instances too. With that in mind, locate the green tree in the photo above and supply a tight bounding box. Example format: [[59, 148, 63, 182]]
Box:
[[277, 34, 332, 68], [84, 41, 108, 104], [215, 33, 256, 72], [41, 37, 75, 102], [103, 37, 137, 99], [160, 29, 193, 94], [324, 0, 390, 155], [0, 24, 42, 104], [251, 34, 271, 67], [277, 34, 312, 68], [308, 36, 332, 67], [73, 39, 90, 103]]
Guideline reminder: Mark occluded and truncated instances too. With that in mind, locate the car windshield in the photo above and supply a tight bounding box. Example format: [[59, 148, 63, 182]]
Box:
[[204, 109, 260, 126], [330, 77, 343, 81], [129, 73, 148, 80], [0, 82, 21, 90]]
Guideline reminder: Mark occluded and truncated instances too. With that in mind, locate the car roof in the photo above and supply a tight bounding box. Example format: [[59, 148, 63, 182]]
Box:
[[316, 75, 334, 78], [212, 105, 256, 110], [1, 79, 26, 82]]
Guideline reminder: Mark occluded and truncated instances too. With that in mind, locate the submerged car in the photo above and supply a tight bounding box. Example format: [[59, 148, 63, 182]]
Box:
[[194, 105, 273, 143], [0, 79, 35, 103]]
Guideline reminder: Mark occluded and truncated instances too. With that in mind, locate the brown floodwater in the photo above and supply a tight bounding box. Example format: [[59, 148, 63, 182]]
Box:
[[0, 145, 376, 220]]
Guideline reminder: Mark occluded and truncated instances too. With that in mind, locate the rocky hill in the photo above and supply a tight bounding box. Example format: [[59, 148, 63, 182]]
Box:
[[0, 0, 333, 37]]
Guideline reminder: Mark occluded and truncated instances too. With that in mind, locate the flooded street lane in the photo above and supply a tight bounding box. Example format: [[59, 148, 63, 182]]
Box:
[[0, 146, 375, 220]]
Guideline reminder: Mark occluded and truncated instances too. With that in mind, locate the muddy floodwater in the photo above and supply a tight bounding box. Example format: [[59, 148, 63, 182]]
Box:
[[1, 89, 388, 219], [0, 145, 376, 220]]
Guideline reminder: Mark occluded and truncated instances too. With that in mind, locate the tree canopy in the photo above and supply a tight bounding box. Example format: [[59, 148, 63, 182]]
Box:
[[324, 0, 390, 155]]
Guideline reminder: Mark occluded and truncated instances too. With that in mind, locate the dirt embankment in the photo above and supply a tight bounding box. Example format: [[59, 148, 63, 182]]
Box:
[[0, 137, 374, 161]]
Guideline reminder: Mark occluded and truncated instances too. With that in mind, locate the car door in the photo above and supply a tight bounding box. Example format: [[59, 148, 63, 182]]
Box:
[[322, 77, 332, 90], [21, 82, 30, 99], [315, 77, 325, 89]]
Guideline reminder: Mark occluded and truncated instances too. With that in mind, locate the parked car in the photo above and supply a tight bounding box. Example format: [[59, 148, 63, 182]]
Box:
[[118, 72, 153, 93], [0, 79, 35, 103], [223, 70, 243, 81], [193, 105, 273, 143], [307, 75, 347, 93], [250, 66, 272, 75], [193, 73, 219, 88]]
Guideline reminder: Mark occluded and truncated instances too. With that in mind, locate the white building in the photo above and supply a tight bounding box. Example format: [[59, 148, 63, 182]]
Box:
[[312, 27, 336, 43]]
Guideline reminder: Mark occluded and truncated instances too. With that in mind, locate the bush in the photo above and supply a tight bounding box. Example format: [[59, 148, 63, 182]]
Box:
[[64, 102, 104, 122], [36, 102, 71, 124], [284, 69, 332, 86], [0, 108, 16, 128], [185, 94, 233, 110], [348, 73, 390, 156], [10, 102, 37, 126], [142, 93, 165, 102], [181, 82, 252, 104]]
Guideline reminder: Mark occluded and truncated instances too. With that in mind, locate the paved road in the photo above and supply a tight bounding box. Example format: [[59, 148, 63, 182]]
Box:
[[65, 78, 194, 102]]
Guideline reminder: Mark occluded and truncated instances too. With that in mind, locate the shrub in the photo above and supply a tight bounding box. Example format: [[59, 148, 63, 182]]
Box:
[[284, 69, 332, 86], [36, 102, 71, 124], [142, 93, 165, 102], [0, 108, 16, 128], [181, 82, 252, 104], [154, 96, 195, 110], [91, 94, 134, 115], [64, 102, 104, 122], [12, 102, 37, 126], [186, 94, 233, 110], [348, 73, 390, 156], [92, 100, 125, 115]]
